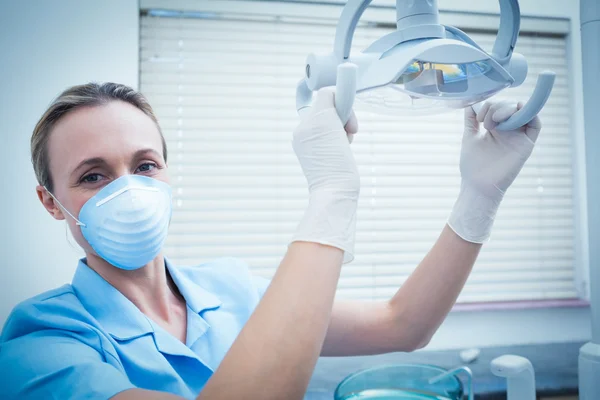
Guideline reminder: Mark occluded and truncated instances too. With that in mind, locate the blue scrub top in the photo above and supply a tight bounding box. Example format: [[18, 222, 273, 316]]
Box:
[[0, 257, 270, 399]]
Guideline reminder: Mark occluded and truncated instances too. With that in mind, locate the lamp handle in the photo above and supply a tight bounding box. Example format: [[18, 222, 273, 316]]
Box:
[[296, 63, 358, 125], [471, 71, 555, 131], [334, 63, 358, 125]]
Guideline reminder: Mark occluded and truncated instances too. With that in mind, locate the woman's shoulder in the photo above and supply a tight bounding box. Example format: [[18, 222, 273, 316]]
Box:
[[1, 284, 103, 344], [0, 287, 129, 400]]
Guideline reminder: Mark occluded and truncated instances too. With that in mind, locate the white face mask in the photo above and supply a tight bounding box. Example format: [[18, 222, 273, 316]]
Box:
[[46, 175, 172, 270]]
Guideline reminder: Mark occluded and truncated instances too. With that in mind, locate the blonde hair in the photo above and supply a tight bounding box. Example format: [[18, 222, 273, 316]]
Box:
[[31, 82, 167, 192]]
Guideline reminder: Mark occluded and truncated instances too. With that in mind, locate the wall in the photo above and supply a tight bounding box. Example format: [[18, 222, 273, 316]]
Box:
[[0, 0, 139, 324], [0, 0, 592, 350]]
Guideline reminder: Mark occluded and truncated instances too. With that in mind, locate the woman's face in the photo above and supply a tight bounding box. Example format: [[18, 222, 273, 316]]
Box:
[[37, 100, 169, 254]]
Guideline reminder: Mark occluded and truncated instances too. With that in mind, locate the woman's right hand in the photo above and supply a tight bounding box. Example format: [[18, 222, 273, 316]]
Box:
[[291, 88, 360, 263]]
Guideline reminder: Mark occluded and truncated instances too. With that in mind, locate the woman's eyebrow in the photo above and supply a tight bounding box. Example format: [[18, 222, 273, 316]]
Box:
[[132, 148, 162, 160], [71, 157, 109, 178]]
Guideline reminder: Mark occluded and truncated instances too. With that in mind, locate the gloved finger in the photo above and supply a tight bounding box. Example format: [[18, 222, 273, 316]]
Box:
[[519, 102, 542, 143], [347, 133, 355, 144], [313, 88, 358, 134], [484, 101, 511, 132], [344, 110, 359, 134], [465, 105, 476, 120], [464, 106, 479, 133], [492, 102, 520, 123], [312, 87, 336, 111], [475, 101, 493, 123], [525, 115, 542, 143], [490, 101, 541, 143]]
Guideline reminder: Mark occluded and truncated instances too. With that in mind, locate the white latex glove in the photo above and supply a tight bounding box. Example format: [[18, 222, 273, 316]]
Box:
[[292, 88, 360, 263], [448, 100, 542, 243]]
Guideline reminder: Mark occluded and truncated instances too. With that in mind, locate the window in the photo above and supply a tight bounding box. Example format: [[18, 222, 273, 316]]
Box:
[[140, 4, 578, 303]]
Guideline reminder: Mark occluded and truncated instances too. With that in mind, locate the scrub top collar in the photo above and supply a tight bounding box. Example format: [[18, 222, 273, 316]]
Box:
[[165, 258, 222, 315], [71, 257, 222, 342]]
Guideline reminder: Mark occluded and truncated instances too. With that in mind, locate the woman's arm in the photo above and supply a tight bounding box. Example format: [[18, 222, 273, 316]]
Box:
[[320, 101, 543, 356], [321, 225, 480, 356], [197, 89, 359, 400]]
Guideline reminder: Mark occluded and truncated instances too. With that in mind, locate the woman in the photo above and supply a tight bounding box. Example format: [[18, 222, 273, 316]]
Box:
[[0, 82, 541, 400]]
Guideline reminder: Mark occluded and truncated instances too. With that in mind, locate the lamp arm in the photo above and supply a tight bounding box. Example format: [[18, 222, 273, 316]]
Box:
[[335, 0, 520, 63], [493, 0, 521, 64], [333, 0, 373, 60]]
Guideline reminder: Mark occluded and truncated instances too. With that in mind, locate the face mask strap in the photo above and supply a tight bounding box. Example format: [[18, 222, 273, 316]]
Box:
[[43, 186, 86, 227]]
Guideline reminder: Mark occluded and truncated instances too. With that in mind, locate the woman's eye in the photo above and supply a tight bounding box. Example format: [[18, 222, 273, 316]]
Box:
[[136, 162, 157, 173], [81, 173, 103, 183]]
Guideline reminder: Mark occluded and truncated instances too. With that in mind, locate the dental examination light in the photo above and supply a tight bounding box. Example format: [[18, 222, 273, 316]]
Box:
[[295, 0, 555, 131]]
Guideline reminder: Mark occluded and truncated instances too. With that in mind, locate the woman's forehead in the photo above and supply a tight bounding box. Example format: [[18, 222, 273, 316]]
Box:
[[48, 101, 164, 174]]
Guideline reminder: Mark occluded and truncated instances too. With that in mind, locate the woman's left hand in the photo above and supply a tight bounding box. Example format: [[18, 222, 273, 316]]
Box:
[[320, 101, 544, 357], [448, 100, 542, 243]]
